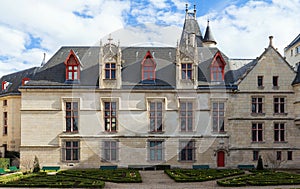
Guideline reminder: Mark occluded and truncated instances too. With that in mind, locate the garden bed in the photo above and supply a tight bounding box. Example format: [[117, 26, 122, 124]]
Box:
[[165, 169, 245, 182], [217, 171, 300, 187]]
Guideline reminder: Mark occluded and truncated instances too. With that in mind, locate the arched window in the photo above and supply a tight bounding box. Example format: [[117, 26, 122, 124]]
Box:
[[64, 50, 80, 81], [211, 52, 226, 82], [142, 51, 156, 80]]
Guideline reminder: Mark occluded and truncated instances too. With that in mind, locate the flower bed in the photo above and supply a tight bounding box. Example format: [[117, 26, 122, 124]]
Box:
[[58, 169, 142, 183], [165, 169, 245, 182], [217, 171, 300, 187]]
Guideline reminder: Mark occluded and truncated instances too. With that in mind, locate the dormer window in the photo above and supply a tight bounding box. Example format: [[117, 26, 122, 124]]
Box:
[[22, 78, 30, 86], [211, 52, 226, 82], [105, 63, 116, 79], [142, 51, 156, 81], [64, 49, 81, 82], [1, 81, 10, 91], [182, 63, 193, 79]]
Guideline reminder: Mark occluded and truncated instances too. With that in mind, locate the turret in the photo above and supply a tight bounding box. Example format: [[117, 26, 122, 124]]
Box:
[[203, 20, 217, 47]]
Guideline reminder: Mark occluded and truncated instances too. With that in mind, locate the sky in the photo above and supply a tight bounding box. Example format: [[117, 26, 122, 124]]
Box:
[[0, 0, 300, 77]]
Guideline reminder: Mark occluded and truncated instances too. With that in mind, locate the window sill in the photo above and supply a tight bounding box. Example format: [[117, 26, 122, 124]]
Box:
[[212, 131, 227, 135], [272, 86, 279, 90], [178, 160, 196, 163], [103, 131, 118, 134], [63, 131, 79, 134], [274, 141, 288, 143], [273, 113, 288, 116], [251, 141, 265, 144], [180, 130, 196, 133], [103, 79, 116, 81], [62, 160, 80, 163], [257, 86, 264, 89], [101, 160, 119, 163], [148, 131, 165, 134], [251, 113, 266, 116]]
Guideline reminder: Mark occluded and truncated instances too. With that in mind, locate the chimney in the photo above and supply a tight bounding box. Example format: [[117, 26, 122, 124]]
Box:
[[269, 36, 273, 47]]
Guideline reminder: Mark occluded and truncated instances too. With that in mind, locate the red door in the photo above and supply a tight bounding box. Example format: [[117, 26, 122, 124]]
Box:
[[217, 151, 225, 167]]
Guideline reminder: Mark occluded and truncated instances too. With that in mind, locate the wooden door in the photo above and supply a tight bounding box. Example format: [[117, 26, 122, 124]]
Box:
[[217, 151, 225, 167]]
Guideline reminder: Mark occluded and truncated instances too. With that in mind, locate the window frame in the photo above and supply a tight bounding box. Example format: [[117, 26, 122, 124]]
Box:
[[251, 97, 264, 114], [3, 112, 7, 135], [148, 140, 164, 162], [181, 63, 193, 80], [276, 151, 282, 161], [105, 62, 116, 79], [149, 101, 163, 133], [104, 101, 117, 133], [253, 150, 259, 161], [179, 101, 194, 132], [273, 76, 279, 87], [211, 57, 225, 82], [65, 101, 79, 133], [179, 140, 196, 162], [212, 102, 225, 133], [64, 50, 81, 81], [103, 140, 118, 162], [274, 97, 285, 114], [287, 151, 293, 161], [257, 76, 263, 87], [62, 140, 80, 162], [252, 123, 263, 142], [274, 123, 285, 142], [3, 100, 7, 106], [142, 51, 156, 81]]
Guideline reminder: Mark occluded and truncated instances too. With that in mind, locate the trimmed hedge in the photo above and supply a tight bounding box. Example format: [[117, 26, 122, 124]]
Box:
[[217, 171, 300, 187], [165, 169, 245, 182], [58, 169, 142, 183]]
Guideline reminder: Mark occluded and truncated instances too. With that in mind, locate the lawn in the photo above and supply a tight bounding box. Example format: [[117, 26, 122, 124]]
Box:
[[217, 171, 300, 187], [165, 169, 245, 182], [0, 169, 141, 188]]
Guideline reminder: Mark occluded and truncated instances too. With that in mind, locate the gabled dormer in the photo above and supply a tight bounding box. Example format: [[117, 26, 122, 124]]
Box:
[[64, 49, 81, 84], [141, 51, 156, 82], [99, 35, 122, 89], [1, 81, 10, 91], [210, 51, 226, 83]]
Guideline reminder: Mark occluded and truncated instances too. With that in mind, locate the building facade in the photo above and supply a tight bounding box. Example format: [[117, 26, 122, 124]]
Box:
[[284, 34, 300, 68], [1, 6, 300, 169]]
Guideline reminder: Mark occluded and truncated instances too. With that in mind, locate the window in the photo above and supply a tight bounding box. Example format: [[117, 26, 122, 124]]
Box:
[[252, 123, 263, 142], [1, 81, 10, 91], [296, 46, 300, 54], [103, 141, 118, 161], [3, 100, 7, 106], [276, 151, 282, 161], [180, 102, 193, 132], [274, 97, 285, 114], [291, 49, 293, 56], [105, 63, 116, 79], [104, 102, 117, 132], [3, 112, 7, 135], [181, 63, 193, 79], [149, 141, 163, 161], [257, 76, 263, 87], [22, 78, 30, 85], [287, 151, 293, 160], [211, 57, 225, 82], [149, 101, 163, 132], [65, 102, 79, 132], [142, 51, 156, 80], [62, 141, 80, 162], [274, 123, 285, 142], [179, 141, 195, 161], [253, 151, 259, 161], [64, 49, 80, 81], [212, 102, 225, 133], [273, 76, 278, 87], [252, 97, 263, 114]]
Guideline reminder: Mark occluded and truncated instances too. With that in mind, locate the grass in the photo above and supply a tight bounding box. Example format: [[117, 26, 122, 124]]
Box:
[[165, 169, 245, 182], [217, 171, 300, 187], [0, 169, 141, 188]]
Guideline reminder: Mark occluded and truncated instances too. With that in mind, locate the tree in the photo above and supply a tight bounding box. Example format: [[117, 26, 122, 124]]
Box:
[[33, 156, 40, 173], [256, 155, 264, 170]]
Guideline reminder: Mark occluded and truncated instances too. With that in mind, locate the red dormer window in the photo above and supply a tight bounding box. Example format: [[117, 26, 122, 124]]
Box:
[[211, 52, 226, 82], [64, 49, 80, 81], [22, 78, 30, 86], [142, 51, 156, 80], [1, 81, 9, 91]]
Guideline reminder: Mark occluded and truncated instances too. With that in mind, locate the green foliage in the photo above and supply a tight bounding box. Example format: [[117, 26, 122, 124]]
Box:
[[32, 156, 40, 173], [217, 171, 300, 187], [58, 169, 142, 183], [0, 158, 10, 169], [165, 169, 245, 182]]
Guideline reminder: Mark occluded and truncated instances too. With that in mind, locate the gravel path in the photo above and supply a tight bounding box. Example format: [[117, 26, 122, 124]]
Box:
[[104, 170, 300, 189]]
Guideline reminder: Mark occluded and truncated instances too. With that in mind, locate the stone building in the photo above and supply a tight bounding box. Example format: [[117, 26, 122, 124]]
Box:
[[1, 5, 300, 169], [284, 34, 300, 68]]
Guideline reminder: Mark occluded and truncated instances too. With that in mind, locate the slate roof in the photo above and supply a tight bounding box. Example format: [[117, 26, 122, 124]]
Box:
[[203, 21, 216, 44], [0, 67, 38, 97]]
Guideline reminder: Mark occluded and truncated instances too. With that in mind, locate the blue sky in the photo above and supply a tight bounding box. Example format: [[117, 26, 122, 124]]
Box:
[[0, 0, 300, 77]]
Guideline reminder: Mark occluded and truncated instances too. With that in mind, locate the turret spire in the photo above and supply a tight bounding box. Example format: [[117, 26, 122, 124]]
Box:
[[203, 20, 217, 47]]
